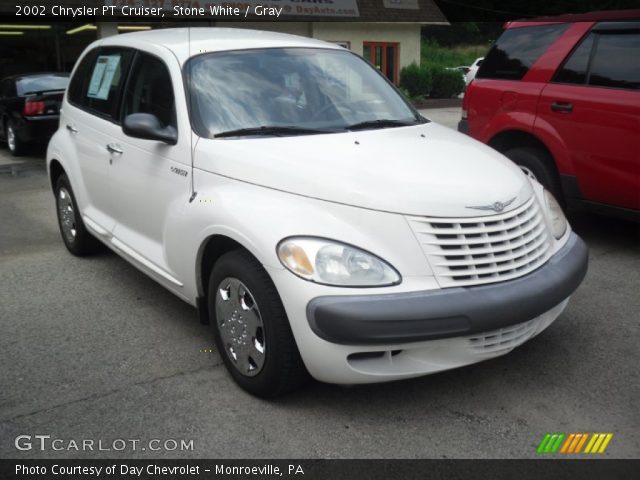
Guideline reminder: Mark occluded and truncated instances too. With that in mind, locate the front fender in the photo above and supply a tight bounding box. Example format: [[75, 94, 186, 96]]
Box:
[[166, 171, 433, 303]]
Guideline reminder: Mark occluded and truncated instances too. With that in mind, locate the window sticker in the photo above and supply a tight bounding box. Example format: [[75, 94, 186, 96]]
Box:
[[87, 55, 121, 100]]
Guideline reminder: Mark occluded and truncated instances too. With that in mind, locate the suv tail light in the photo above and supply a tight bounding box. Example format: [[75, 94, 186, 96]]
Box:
[[23, 100, 46, 116]]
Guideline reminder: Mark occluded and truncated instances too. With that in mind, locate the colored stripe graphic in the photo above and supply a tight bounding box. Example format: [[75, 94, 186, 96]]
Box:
[[585, 433, 614, 454], [539, 433, 613, 454], [575, 433, 589, 453], [537, 433, 565, 453]]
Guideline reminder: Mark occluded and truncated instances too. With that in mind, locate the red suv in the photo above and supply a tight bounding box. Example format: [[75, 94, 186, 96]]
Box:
[[460, 13, 639, 221]]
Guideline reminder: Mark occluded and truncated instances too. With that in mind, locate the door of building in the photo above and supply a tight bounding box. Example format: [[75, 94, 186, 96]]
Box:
[[363, 42, 399, 84]]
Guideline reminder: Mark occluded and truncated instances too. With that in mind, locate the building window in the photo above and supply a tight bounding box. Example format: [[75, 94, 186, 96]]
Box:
[[363, 42, 399, 84]]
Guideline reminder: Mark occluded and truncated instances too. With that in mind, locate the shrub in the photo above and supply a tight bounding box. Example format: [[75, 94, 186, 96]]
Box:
[[428, 66, 466, 98], [399, 63, 432, 98]]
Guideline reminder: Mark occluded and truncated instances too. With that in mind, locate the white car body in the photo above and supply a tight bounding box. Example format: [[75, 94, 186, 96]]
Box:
[[47, 29, 587, 390], [465, 57, 484, 85]]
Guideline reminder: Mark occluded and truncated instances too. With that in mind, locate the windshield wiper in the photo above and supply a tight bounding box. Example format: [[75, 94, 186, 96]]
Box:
[[345, 119, 420, 131], [213, 126, 338, 139]]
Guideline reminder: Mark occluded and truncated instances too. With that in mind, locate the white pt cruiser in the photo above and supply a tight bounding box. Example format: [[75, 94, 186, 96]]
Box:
[[47, 29, 588, 397]]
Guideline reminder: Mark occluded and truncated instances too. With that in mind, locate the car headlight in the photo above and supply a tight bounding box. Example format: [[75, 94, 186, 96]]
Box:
[[544, 190, 567, 239], [277, 237, 401, 287]]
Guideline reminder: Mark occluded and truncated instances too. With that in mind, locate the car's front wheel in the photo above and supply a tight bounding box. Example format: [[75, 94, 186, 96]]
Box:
[[55, 174, 102, 256], [208, 250, 309, 397]]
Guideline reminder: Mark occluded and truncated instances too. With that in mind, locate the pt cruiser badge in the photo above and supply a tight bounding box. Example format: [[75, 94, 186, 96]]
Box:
[[47, 28, 588, 397], [467, 196, 517, 212]]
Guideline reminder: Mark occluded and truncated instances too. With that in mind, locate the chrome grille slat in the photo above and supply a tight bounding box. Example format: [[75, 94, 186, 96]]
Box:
[[430, 224, 545, 257], [438, 242, 549, 277], [407, 196, 552, 287], [436, 234, 549, 267], [426, 215, 543, 246], [414, 204, 540, 235]]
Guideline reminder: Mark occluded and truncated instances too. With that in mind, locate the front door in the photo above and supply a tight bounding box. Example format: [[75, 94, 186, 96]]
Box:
[[109, 49, 192, 288], [363, 42, 399, 84]]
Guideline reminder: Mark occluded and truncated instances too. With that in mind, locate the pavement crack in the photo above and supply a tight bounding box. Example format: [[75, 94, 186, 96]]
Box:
[[1, 364, 221, 423]]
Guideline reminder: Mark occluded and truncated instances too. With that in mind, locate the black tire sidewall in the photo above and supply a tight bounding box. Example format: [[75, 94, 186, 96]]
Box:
[[207, 250, 304, 397], [504, 147, 563, 204], [7, 120, 23, 156], [55, 174, 98, 255]]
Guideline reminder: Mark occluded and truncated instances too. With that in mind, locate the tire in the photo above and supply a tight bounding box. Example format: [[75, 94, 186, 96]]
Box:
[[55, 173, 102, 256], [6, 120, 25, 156], [208, 249, 309, 397], [503, 146, 564, 206]]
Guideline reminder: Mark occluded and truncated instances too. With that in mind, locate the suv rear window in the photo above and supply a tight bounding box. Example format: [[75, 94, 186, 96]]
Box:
[[476, 24, 568, 81]]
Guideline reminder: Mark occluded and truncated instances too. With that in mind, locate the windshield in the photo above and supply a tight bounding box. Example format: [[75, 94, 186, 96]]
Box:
[[186, 48, 422, 138], [17, 74, 69, 96]]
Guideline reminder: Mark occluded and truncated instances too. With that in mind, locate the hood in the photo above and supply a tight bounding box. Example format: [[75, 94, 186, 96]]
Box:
[[193, 122, 532, 217]]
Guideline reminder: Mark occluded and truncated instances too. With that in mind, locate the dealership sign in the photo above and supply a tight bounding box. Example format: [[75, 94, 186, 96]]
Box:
[[104, 0, 360, 17]]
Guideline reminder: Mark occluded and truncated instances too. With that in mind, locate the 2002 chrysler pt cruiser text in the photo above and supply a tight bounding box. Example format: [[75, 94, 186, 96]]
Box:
[[47, 29, 588, 397]]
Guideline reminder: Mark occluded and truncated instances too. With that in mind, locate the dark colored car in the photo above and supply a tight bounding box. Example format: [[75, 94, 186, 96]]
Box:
[[0, 73, 69, 156], [460, 12, 640, 221]]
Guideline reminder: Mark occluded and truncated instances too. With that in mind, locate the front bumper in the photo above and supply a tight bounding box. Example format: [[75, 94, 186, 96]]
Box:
[[307, 232, 588, 346]]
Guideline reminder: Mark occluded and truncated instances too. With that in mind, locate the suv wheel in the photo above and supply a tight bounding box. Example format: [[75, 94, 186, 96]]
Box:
[[55, 174, 102, 255], [6, 120, 25, 156], [208, 250, 309, 397], [503, 146, 564, 205]]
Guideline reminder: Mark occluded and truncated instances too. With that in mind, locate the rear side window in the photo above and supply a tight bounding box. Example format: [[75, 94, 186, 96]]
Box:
[[68, 47, 133, 121], [589, 33, 640, 89], [477, 24, 568, 81], [554, 30, 640, 90], [68, 50, 97, 106]]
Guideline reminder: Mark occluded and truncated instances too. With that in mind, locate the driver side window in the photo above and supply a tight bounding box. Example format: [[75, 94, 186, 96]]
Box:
[[121, 52, 176, 129]]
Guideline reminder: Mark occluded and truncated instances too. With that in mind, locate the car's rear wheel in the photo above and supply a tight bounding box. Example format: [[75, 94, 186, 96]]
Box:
[[55, 174, 102, 256], [503, 146, 564, 206], [6, 120, 25, 156], [208, 249, 309, 397]]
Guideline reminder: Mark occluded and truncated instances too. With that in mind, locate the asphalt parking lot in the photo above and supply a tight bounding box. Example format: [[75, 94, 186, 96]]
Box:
[[0, 109, 638, 459]]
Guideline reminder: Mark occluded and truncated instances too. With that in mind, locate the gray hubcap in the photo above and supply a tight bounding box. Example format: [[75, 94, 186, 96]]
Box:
[[215, 277, 265, 377], [7, 125, 15, 152], [57, 187, 77, 244]]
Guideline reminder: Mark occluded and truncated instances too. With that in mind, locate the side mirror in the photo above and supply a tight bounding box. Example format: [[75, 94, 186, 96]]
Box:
[[122, 113, 177, 145]]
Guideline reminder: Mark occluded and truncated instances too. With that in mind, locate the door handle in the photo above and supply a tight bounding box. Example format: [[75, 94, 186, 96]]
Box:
[[66, 124, 78, 134], [550, 102, 573, 113], [106, 144, 123, 155]]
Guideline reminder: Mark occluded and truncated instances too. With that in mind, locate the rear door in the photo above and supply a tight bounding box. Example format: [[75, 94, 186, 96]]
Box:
[[64, 47, 134, 233], [536, 23, 640, 210]]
